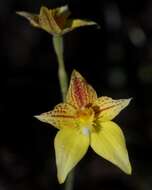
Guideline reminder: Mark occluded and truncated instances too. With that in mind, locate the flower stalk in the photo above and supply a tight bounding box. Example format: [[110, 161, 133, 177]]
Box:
[[53, 35, 68, 100], [52, 35, 74, 190], [65, 170, 75, 190]]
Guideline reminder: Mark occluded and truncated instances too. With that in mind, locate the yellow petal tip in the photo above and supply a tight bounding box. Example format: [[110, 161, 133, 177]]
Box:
[[16, 11, 26, 17], [40, 6, 48, 12], [34, 115, 45, 122], [34, 115, 40, 119], [125, 163, 132, 175], [72, 69, 79, 75], [123, 98, 132, 108], [58, 5, 69, 14], [120, 158, 132, 175], [58, 175, 65, 184], [71, 69, 83, 79], [127, 97, 133, 103]]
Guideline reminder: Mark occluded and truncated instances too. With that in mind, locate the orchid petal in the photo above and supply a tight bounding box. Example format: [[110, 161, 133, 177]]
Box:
[[55, 127, 89, 183], [91, 121, 131, 174], [16, 11, 40, 27], [93, 96, 131, 122], [66, 70, 97, 109], [62, 19, 98, 34], [35, 103, 77, 129], [17, 7, 62, 35], [70, 19, 97, 29], [39, 6, 61, 35]]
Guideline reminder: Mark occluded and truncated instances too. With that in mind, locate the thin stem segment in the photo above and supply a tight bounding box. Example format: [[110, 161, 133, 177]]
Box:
[[52, 35, 74, 190], [65, 170, 75, 190], [53, 35, 68, 100]]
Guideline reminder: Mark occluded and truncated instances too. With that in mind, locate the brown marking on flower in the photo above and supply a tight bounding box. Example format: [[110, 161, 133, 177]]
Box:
[[73, 78, 88, 108]]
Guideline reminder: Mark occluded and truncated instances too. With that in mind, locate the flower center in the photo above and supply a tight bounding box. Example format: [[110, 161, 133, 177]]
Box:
[[76, 107, 94, 136]]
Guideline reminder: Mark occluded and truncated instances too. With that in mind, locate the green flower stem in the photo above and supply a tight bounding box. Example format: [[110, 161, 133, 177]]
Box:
[[53, 35, 68, 100], [65, 170, 75, 190], [52, 35, 74, 190]]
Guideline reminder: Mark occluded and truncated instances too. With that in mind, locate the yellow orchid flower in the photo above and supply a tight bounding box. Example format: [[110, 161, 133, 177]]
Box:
[[35, 70, 132, 184], [16, 5, 97, 36]]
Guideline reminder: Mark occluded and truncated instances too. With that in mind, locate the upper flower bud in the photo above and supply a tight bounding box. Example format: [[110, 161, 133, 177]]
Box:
[[16, 5, 99, 36]]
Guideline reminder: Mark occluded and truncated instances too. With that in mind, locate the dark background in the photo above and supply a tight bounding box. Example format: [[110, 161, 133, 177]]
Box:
[[2, 0, 152, 189]]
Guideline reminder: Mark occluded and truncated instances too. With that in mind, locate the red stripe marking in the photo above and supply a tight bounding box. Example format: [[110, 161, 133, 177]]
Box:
[[73, 78, 88, 107], [99, 105, 115, 112], [51, 115, 76, 119], [93, 104, 116, 118]]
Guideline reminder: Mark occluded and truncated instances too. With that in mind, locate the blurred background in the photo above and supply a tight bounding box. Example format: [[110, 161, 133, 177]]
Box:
[[2, 0, 152, 189]]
